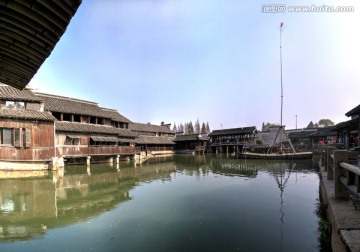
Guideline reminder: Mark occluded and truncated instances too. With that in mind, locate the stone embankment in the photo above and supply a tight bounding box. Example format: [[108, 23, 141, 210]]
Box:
[[319, 147, 360, 251]]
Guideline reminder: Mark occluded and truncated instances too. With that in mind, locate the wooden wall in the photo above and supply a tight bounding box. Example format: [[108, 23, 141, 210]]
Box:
[[0, 119, 54, 161]]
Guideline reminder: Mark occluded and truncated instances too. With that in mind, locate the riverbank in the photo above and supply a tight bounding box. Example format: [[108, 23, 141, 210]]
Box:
[[319, 155, 360, 251]]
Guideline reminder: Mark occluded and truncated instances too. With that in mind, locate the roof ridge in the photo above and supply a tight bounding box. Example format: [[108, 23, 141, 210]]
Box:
[[35, 92, 99, 106]]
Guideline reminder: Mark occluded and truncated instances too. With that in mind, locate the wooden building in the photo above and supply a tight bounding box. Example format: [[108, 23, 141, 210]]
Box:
[[173, 134, 208, 154], [334, 104, 360, 149], [129, 122, 175, 156], [209, 127, 257, 154], [35, 93, 136, 164], [0, 85, 56, 169], [287, 129, 317, 150]]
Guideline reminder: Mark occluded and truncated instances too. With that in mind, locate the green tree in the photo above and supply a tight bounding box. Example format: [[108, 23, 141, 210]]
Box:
[[206, 122, 211, 134], [178, 123, 184, 134], [194, 119, 200, 134], [318, 119, 335, 127], [201, 122, 207, 134], [187, 121, 194, 134], [262, 122, 280, 131]]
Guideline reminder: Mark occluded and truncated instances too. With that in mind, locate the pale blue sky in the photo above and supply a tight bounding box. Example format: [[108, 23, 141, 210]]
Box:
[[29, 0, 360, 130]]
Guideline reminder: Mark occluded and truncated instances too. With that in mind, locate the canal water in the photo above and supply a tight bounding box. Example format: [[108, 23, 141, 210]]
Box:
[[0, 155, 328, 251]]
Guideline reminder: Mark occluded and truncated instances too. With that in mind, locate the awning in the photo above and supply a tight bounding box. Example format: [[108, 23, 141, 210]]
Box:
[[90, 136, 118, 142], [66, 135, 81, 139], [119, 138, 135, 143]]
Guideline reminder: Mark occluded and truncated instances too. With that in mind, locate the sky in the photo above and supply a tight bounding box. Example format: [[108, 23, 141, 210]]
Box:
[[29, 0, 360, 131]]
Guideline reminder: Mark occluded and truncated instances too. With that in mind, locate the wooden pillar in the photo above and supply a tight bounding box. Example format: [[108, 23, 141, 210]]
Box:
[[86, 156, 91, 167], [116, 155, 120, 164], [333, 150, 349, 200]]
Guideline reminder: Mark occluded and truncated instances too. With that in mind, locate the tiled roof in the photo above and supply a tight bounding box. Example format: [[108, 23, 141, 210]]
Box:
[[0, 84, 42, 102], [116, 128, 137, 138], [345, 104, 360, 117], [288, 130, 317, 139], [135, 136, 175, 145], [0, 109, 56, 121], [174, 134, 209, 142], [55, 121, 136, 138], [333, 118, 360, 131], [36, 93, 112, 118], [209, 127, 257, 136], [56, 121, 119, 135], [101, 108, 131, 123], [309, 127, 337, 138], [129, 122, 174, 134], [0, 1, 82, 90]]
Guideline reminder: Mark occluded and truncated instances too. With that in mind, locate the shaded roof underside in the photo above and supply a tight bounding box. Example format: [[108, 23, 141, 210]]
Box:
[[0, 0, 82, 89], [209, 127, 257, 136], [345, 104, 360, 117], [174, 134, 209, 142]]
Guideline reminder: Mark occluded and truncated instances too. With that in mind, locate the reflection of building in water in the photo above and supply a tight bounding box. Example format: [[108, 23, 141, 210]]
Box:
[[0, 161, 176, 242], [210, 159, 259, 178]]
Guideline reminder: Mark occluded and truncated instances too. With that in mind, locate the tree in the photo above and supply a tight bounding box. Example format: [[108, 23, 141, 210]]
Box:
[[194, 119, 200, 134], [187, 121, 194, 134], [184, 122, 188, 135], [206, 122, 211, 134], [307, 121, 315, 128], [172, 122, 177, 133], [262, 122, 280, 131], [318, 119, 335, 127], [201, 122, 207, 134], [178, 123, 184, 134]]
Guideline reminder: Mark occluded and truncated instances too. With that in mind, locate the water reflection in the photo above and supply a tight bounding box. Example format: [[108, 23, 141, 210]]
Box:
[[0, 158, 176, 241], [0, 155, 326, 251]]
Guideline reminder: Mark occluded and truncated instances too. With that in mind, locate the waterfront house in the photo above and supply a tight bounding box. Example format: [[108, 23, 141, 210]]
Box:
[[287, 128, 317, 150], [334, 104, 360, 149], [35, 93, 136, 164], [209, 127, 257, 154], [129, 122, 175, 156], [0, 85, 56, 169], [173, 134, 208, 154]]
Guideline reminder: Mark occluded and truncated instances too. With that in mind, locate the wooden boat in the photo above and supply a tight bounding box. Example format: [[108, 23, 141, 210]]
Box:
[[238, 151, 313, 160]]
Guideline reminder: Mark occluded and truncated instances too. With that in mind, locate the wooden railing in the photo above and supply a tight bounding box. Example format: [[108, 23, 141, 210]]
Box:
[[57, 145, 135, 157], [322, 147, 360, 200]]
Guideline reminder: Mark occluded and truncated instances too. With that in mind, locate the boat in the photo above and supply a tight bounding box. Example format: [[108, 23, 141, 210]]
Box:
[[238, 151, 313, 159], [239, 23, 312, 160]]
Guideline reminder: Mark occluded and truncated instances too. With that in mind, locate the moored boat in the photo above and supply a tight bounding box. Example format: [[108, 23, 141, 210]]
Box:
[[238, 151, 313, 160]]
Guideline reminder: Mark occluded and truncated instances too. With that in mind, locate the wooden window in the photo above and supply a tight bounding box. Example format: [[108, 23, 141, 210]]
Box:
[[25, 129, 31, 147], [2, 128, 13, 145], [14, 128, 21, 147]]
